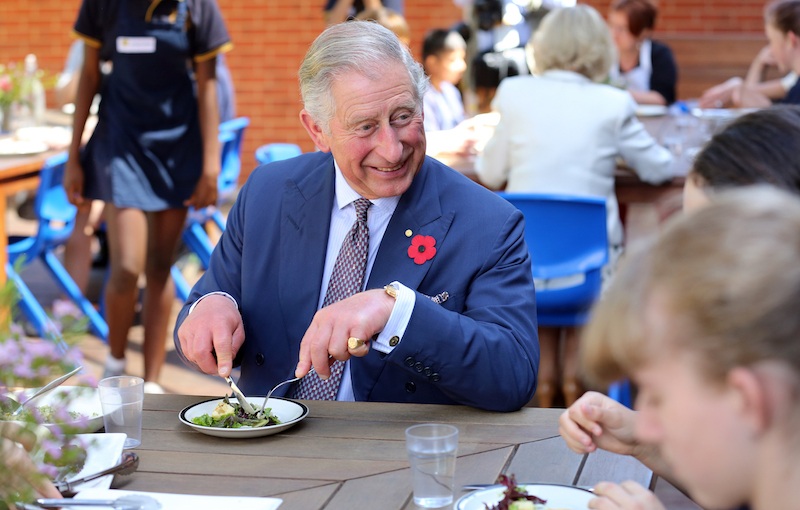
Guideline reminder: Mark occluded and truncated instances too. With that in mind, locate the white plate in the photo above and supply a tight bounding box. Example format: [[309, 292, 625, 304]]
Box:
[[179, 397, 309, 438], [635, 104, 668, 117], [59, 433, 127, 492], [456, 483, 595, 510], [0, 138, 49, 156], [4, 386, 104, 433], [75, 488, 282, 509]]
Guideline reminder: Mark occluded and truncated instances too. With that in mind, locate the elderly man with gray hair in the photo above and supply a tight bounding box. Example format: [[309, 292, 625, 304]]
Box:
[[175, 21, 540, 412]]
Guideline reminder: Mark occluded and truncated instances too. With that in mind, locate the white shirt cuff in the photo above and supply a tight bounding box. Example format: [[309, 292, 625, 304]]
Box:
[[188, 291, 238, 314], [373, 281, 415, 354]]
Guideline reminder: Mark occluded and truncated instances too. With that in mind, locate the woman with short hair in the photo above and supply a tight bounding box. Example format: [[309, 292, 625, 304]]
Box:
[[475, 4, 673, 408]]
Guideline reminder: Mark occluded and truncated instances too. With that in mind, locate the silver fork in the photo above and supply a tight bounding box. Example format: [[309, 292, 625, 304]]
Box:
[[257, 374, 302, 418]]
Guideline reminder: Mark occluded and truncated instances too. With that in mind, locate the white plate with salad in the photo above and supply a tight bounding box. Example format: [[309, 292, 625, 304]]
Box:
[[179, 396, 309, 438], [2, 386, 104, 433], [456, 479, 595, 510]]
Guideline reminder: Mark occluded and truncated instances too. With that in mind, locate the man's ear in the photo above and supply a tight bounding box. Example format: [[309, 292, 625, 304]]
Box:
[[299, 109, 331, 152], [727, 367, 770, 435]]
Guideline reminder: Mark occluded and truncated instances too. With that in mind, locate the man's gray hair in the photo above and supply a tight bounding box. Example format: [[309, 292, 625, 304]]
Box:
[[299, 20, 428, 131]]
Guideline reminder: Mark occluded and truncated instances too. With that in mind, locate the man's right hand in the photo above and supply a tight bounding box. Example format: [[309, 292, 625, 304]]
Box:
[[177, 295, 245, 378]]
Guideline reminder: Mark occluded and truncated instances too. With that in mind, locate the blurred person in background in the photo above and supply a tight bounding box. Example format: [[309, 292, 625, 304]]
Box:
[[324, 0, 404, 25], [476, 4, 673, 408], [699, 45, 798, 108], [355, 6, 410, 46], [559, 186, 800, 510], [607, 0, 677, 105], [65, 0, 232, 393], [560, 105, 800, 510]]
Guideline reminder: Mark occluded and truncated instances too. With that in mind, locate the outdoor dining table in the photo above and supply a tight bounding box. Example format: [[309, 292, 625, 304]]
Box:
[[120, 394, 656, 510]]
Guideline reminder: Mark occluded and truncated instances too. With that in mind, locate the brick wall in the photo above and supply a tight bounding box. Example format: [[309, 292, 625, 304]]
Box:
[[0, 0, 767, 180]]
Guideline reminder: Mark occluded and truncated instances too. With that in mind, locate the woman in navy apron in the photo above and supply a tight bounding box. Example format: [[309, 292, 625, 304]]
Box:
[[66, 0, 232, 391]]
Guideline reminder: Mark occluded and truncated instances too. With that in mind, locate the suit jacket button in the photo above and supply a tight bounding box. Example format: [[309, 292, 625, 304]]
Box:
[[430, 373, 440, 382], [424, 367, 432, 376], [414, 362, 424, 373], [255, 353, 265, 366], [405, 381, 416, 393], [404, 356, 415, 367], [389, 335, 400, 347]]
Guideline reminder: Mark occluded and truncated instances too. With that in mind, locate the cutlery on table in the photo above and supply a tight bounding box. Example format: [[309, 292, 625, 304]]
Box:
[[257, 374, 303, 419], [9, 365, 83, 418], [28, 494, 161, 510], [225, 376, 256, 415], [56, 452, 139, 497]]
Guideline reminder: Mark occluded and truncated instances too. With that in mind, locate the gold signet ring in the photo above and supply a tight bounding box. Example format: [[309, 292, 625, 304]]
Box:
[[348, 337, 366, 349]]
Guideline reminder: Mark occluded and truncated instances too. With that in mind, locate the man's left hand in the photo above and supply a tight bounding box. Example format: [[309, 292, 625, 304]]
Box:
[[294, 288, 395, 379]]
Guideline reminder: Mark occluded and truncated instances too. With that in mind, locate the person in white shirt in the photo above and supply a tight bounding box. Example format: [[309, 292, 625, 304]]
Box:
[[476, 4, 673, 408]]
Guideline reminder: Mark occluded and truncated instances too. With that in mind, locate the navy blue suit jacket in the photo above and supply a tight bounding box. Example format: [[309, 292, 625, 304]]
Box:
[[175, 152, 539, 411]]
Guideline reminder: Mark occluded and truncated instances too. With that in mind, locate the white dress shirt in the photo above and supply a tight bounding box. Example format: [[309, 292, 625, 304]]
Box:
[[327, 163, 415, 400]]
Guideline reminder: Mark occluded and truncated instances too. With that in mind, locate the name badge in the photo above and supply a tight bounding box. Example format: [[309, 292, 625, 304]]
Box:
[[116, 36, 157, 54]]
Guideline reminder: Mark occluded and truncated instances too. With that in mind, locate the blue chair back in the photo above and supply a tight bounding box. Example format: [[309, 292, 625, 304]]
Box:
[[218, 117, 250, 202], [497, 192, 608, 326], [255, 143, 302, 165], [9, 153, 76, 263]]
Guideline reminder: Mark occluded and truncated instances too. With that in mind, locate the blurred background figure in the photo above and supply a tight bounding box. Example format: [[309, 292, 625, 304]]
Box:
[[560, 186, 800, 510], [699, 45, 798, 108], [476, 4, 673, 408], [65, 0, 232, 394], [354, 6, 410, 46], [559, 105, 800, 510], [607, 0, 677, 105], [52, 37, 237, 325], [683, 105, 800, 210], [324, 0, 404, 25], [422, 29, 468, 132], [701, 0, 800, 108]]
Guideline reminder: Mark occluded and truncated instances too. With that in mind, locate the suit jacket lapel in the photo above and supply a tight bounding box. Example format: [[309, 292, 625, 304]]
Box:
[[368, 158, 455, 291], [278, 154, 336, 346]]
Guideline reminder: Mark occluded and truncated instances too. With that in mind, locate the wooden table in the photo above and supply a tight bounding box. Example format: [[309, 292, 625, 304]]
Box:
[[122, 394, 654, 510]]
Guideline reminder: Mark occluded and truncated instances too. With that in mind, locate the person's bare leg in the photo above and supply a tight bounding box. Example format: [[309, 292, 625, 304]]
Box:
[[562, 326, 583, 407], [535, 326, 561, 408], [104, 205, 147, 362], [63, 202, 94, 293], [141, 208, 187, 384]]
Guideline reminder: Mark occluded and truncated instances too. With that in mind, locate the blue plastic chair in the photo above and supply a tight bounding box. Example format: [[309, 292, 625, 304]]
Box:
[[254, 143, 302, 165], [7, 152, 108, 343], [173, 117, 249, 302], [497, 192, 608, 327], [497, 193, 631, 406]]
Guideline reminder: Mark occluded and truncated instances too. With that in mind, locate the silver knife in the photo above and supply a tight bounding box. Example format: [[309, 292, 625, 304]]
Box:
[[225, 376, 256, 415]]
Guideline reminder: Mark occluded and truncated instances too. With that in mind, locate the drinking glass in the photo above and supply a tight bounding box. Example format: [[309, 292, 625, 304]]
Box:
[[405, 423, 459, 508], [98, 376, 144, 449]]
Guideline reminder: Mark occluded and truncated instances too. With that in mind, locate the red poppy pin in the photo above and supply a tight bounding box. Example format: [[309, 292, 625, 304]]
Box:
[[408, 234, 437, 265]]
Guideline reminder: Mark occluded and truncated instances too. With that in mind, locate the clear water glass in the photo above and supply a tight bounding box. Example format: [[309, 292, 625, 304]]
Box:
[[405, 423, 459, 508]]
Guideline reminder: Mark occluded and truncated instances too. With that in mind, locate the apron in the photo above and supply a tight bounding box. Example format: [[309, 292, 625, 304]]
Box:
[[85, 0, 202, 210]]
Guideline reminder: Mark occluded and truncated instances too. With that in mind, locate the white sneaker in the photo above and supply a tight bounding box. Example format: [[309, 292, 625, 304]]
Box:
[[143, 382, 165, 394], [102, 354, 126, 379]]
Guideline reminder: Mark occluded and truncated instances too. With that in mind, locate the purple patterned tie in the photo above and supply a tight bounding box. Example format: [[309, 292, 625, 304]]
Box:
[[292, 198, 372, 400]]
